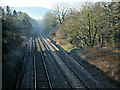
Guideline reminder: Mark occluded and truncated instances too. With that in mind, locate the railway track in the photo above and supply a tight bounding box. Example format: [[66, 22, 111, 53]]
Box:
[[20, 37, 35, 89], [40, 35, 103, 88], [47, 37, 104, 88], [16, 34, 103, 89], [37, 37, 71, 88], [35, 38, 52, 89], [17, 37, 52, 89], [40, 35, 85, 88]]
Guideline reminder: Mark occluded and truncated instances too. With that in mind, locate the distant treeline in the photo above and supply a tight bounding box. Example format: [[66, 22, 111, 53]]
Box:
[[2, 6, 32, 88], [42, 2, 119, 49]]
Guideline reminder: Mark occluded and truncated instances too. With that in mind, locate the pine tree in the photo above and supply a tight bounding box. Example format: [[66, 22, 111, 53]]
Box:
[[13, 10, 17, 16]]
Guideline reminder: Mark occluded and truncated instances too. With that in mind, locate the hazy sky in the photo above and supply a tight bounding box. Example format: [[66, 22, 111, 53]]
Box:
[[0, 0, 113, 19], [0, 0, 112, 9]]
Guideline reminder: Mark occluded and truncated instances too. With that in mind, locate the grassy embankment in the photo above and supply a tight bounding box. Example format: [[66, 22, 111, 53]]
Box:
[[53, 37, 120, 88]]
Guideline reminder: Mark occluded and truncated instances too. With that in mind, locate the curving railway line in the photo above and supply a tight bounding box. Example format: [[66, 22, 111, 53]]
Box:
[[16, 34, 103, 89]]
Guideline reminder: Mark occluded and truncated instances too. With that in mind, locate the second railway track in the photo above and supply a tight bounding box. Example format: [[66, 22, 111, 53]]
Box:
[[40, 35, 103, 88], [40, 36, 85, 88], [37, 37, 71, 88]]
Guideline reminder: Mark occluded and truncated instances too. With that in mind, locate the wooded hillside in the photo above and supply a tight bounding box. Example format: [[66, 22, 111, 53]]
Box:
[[42, 2, 119, 49], [2, 6, 32, 88]]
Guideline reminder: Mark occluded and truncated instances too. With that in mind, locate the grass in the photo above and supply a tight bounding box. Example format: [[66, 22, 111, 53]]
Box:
[[53, 38, 77, 53], [80, 46, 120, 83], [64, 45, 76, 53]]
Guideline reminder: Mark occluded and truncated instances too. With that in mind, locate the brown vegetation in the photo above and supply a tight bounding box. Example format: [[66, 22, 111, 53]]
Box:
[[80, 46, 120, 83]]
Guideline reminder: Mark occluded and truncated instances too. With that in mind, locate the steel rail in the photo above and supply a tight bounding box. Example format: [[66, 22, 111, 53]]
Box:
[[37, 38, 52, 89], [39, 36, 73, 88], [33, 53, 37, 90], [20, 37, 33, 89], [32, 38, 37, 90], [45, 36, 103, 88], [41, 35, 86, 88]]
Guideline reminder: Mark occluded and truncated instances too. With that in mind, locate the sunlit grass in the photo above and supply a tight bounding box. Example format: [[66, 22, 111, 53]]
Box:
[[64, 46, 77, 53]]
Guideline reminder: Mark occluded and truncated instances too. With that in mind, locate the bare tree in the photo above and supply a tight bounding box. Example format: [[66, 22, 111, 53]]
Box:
[[52, 2, 69, 24]]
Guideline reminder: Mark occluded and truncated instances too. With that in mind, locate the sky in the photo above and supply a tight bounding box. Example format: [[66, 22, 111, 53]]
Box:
[[0, 0, 113, 19], [0, 0, 112, 9]]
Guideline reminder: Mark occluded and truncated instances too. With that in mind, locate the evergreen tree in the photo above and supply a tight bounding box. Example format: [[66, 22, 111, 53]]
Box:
[[6, 6, 11, 15], [13, 10, 17, 16]]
